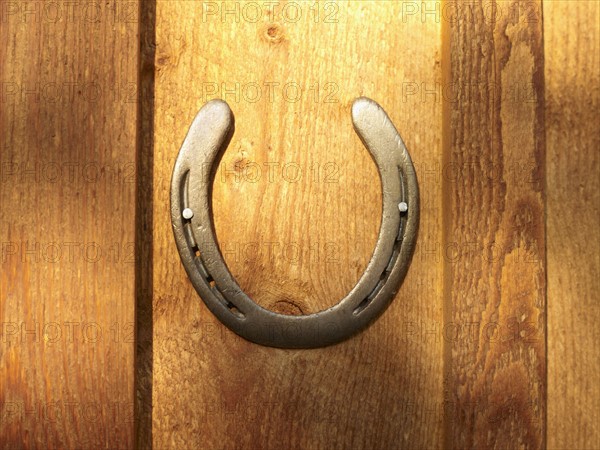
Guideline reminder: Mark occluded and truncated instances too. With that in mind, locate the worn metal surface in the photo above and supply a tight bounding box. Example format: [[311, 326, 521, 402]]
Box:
[[170, 98, 419, 348]]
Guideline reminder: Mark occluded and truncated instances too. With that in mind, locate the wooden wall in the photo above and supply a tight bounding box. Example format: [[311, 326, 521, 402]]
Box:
[[0, 1, 138, 448], [1, 1, 598, 449], [442, 1, 546, 448], [545, 1, 600, 448], [148, 2, 444, 448]]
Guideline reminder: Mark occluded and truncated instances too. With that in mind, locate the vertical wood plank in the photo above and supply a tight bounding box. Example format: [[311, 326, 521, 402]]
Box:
[[135, 0, 156, 447], [545, 2, 600, 448], [0, 1, 139, 448], [442, 1, 546, 448], [150, 1, 444, 448]]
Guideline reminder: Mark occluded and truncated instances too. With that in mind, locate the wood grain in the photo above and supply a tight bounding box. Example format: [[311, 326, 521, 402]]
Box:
[[545, 2, 600, 449], [136, 0, 157, 447], [0, 1, 138, 448], [2, 0, 597, 448], [150, 1, 444, 448], [441, 1, 546, 448]]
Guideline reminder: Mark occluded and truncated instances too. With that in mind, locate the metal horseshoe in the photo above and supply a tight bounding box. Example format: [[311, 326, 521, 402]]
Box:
[[171, 97, 419, 348]]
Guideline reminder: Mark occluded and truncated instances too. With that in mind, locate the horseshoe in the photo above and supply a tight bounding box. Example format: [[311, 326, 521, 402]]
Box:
[[171, 97, 419, 348]]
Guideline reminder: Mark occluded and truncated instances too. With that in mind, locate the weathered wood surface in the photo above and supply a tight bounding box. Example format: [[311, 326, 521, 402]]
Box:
[[149, 1, 444, 448], [545, 1, 600, 449], [0, 1, 138, 448], [135, 0, 157, 447], [3, 0, 599, 448], [442, 1, 546, 448]]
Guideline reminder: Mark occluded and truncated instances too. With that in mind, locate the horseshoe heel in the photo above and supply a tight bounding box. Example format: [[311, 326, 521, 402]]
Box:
[[171, 97, 419, 348]]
